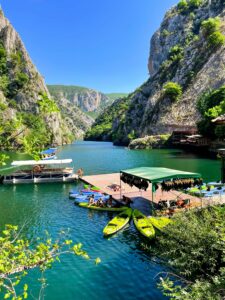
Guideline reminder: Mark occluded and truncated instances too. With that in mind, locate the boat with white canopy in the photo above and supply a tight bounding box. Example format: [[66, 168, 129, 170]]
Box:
[[3, 159, 77, 184]]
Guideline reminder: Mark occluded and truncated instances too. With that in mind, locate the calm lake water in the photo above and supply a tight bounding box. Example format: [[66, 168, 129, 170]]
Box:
[[0, 141, 221, 299]]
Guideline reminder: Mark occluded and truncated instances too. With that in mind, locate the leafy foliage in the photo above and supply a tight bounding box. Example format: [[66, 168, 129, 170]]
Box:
[[177, 0, 202, 13], [157, 206, 225, 300], [129, 134, 171, 149], [208, 31, 225, 48], [177, 0, 188, 12], [0, 153, 9, 166], [201, 17, 225, 49], [0, 225, 99, 299], [37, 93, 59, 114], [197, 86, 225, 138], [188, 0, 203, 9], [163, 82, 182, 101], [201, 17, 221, 36], [168, 45, 184, 62]]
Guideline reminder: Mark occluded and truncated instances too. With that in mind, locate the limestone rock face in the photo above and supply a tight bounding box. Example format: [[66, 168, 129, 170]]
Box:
[[0, 11, 73, 146], [48, 85, 115, 114], [87, 0, 225, 144]]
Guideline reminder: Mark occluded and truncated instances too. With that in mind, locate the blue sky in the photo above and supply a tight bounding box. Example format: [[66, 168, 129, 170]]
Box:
[[1, 0, 178, 93]]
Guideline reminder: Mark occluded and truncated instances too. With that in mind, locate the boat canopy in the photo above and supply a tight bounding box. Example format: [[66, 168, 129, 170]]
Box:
[[40, 148, 57, 155], [120, 167, 201, 184], [11, 159, 72, 166]]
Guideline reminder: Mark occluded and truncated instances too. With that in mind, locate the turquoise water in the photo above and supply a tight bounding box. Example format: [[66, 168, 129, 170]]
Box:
[[0, 141, 221, 299]]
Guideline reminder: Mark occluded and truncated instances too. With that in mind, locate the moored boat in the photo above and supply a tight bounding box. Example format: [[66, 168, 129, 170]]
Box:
[[148, 216, 172, 232], [40, 148, 57, 160], [2, 159, 76, 184], [133, 209, 155, 239], [103, 208, 132, 236], [79, 202, 128, 212]]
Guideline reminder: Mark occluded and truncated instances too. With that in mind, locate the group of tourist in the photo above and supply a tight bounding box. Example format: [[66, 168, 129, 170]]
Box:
[[88, 195, 114, 207]]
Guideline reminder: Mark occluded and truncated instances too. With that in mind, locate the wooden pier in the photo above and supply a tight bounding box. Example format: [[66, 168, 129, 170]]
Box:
[[81, 173, 201, 211]]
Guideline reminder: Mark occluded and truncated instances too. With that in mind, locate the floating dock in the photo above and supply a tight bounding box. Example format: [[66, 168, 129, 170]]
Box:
[[81, 173, 201, 207]]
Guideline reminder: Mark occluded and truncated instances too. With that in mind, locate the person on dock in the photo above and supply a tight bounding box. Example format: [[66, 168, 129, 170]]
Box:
[[77, 168, 84, 178]]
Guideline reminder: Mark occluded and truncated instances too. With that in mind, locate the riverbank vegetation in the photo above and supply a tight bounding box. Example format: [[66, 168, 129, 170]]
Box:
[[197, 85, 225, 138], [128, 135, 171, 149], [155, 206, 225, 299], [0, 225, 100, 299]]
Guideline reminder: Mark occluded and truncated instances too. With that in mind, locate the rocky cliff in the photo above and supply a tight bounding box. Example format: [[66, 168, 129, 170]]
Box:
[[0, 10, 74, 150], [86, 0, 225, 145], [48, 85, 127, 119]]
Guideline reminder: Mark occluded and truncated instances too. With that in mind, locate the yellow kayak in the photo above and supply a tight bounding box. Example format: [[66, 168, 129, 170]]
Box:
[[148, 216, 172, 232], [103, 208, 132, 236], [133, 209, 155, 239], [79, 202, 129, 212]]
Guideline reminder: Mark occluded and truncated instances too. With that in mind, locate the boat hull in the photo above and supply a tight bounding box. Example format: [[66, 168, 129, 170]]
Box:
[[133, 209, 155, 239], [3, 173, 77, 184], [103, 208, 132, 236], [79, 202, 128, 212]]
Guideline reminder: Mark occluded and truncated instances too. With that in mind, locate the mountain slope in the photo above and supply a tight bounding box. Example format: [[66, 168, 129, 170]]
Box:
[[48, 85, 127, 117], [0, 10, 74, 151], [86, 0, 225, 145]]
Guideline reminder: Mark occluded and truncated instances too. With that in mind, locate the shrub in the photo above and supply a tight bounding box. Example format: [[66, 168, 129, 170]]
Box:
[[177, 0, 188, 12], [197, 86, 225, 138], [188, 0, 202, 9], [163, 82, 182, 101], [127, 130, 136, 141], [201, 17, 225, 49], [168, 45, 184, 61], [157, 206, 225, 300], [0, 42, 6, 60], [201, 17, 221, 36], [8, 99, 17, 108], [197, 86, 225, 116], [15, 72, 29, 89], [38, 93, 59, 114], [0, 43, 7, 75], [208, 31, 225, 48], [10, 51, 23, 68], [161, 29, 170, 38], [0, 101, 7, 111], [0, 75, 9, 95]]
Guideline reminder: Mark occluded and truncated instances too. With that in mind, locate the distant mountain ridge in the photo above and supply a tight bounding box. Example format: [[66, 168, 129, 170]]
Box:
[[48, 85, 127, 118]]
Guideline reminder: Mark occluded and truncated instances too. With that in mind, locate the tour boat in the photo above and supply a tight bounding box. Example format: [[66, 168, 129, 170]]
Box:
[[40, 148, 57, 160], [2, 159, 77, 184]]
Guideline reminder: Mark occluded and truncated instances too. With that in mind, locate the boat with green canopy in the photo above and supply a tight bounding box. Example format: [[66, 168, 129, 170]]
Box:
[[103, 208, 132, 236]]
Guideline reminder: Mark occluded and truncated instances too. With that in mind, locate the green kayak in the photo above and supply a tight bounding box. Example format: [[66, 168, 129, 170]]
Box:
[[133, 209, 155, 239], [103, 208, 132, 236], [148, 216, 172, 232], [78, 202, 129, 212]]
